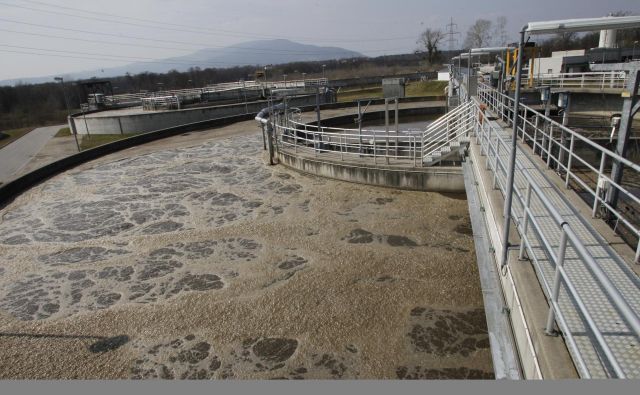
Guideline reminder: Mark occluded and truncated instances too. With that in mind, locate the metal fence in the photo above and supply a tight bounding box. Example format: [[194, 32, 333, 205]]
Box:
[[272, 109, 423, 166], [269, 100, 474, 167], [471, 94, 640, 378], [105, 78, 329, 107], [477, 83, 640, 263], [523, 72, 628, 90]]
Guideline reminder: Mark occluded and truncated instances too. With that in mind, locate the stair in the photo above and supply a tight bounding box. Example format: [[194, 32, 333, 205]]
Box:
[[421, 101, 475, 166]]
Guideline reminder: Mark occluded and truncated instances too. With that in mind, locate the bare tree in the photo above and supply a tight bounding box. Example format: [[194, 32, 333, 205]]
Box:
[[464, 19, 492, 49], [493, 16, 508, 46], [417, 28, 445, 64]]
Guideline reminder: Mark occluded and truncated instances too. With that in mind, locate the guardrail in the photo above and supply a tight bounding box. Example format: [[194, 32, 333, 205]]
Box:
[[268, 99, 469, 167], [422, 101, 475, 164], [472, 95, 640, 378], [452, 67, 630, 92], [523, 72, 628, 90], [141, 96, 180, 111], [477, 82, 640, 263], [272, 109, 423, 166], [105, 78, 330, 107]]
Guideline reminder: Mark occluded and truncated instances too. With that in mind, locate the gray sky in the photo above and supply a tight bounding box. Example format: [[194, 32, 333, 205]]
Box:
[[1, 0, 639, 81]]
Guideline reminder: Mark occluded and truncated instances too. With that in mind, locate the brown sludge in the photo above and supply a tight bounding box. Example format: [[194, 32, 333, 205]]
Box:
[[0, 124, 493, 379]]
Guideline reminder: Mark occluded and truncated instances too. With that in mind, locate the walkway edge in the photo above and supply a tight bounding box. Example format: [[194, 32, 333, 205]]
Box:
[[463, 160, 522, 379]]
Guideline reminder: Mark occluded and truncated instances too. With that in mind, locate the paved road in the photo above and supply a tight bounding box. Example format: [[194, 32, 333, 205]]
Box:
[[0, 124, 64, 185]]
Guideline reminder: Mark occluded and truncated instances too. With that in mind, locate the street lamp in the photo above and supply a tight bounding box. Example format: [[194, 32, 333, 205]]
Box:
[[499, 15, 640, 276], [633, 41, 638, 60], [54, 77, 80, 152]]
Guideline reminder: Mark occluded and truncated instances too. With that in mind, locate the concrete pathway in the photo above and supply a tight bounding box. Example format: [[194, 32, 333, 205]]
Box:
[[0, 125, 64, 185]]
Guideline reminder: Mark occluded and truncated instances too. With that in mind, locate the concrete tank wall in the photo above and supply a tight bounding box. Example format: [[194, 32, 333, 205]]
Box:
[[71, 94, 327, 135], [277, 151, 465, 192]]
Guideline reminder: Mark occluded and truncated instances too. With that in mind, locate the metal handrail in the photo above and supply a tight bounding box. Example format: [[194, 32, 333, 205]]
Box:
[[523, 71, 628, 90], [473, 98, 640, 377], [476, 82, 640, 263], [421, 101, 475, 160]]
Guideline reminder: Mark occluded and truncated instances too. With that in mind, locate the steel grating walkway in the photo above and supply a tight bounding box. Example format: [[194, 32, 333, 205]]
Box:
[[477, 114, 640, 378]]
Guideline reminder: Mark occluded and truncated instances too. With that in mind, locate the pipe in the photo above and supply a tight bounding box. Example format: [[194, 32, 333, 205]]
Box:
[[500, 29, 527, 270]]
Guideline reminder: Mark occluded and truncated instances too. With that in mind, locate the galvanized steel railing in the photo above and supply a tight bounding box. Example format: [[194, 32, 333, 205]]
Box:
[[523, 71, 628, 90], [477, 83, 640, 264], [472, 96, 640, 378], [272, 111, 423, 166], [269, 101, 475, 167], [105, 78, 329, 107], [422, 101, 475, 164]]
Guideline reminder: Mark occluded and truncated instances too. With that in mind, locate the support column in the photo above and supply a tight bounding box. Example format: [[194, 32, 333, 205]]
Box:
[[609, 69, 640, 210]]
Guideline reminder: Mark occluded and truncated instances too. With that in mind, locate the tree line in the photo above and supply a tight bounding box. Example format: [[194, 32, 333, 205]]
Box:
[[0, 53, 435, 132], [416, 11, 640, 64]]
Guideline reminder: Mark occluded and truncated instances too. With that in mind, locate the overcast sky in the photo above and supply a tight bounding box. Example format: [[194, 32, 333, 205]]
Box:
[[1, 0, 639, 81]]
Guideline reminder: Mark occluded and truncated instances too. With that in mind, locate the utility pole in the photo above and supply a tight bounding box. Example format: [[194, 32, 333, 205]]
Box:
[[55, 77, 80, 152], [445, 17, 460, 52]]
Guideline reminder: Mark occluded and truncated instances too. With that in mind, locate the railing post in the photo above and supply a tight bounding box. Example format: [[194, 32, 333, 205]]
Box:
[[547, 125, 554, 168], [519, 183, 533, 260], [592, 153, 607, 218], [545, 228, 569, 335], [493, 140, 501, 189], [565, 134, 575, 188], [413, 136, 417, 167], [533, 116, 539, 155]]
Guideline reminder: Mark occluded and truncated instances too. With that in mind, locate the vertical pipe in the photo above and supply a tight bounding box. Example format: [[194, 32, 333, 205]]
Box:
[[593, 153, 607, 218], [547, 125, 554, 168], [545, 229, 569, 335], [558, 95, 570, 172], [519, 183, 533, 260], [395, 97, 399, 158], [493, 142, 501, 189], [358, 101, 363, 154], [385, 98, 390, 163], [565, 134, 575, 188], [500, 30, 526, 270]]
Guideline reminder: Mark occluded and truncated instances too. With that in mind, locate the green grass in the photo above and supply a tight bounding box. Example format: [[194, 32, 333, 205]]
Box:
[[337, 87, 383, 102], [55, 127, 71, 137], [405, 80, 448, 97], [79, 133, 140, 150], [0, 127, 33, 149], [336, 80, 447, 103]]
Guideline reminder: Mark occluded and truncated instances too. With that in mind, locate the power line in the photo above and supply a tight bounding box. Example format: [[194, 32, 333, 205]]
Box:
[[1, 1, 416, 44], [0, 44, 248, 67], [0, 28, 193, 52], [0, 18, 400, 56]]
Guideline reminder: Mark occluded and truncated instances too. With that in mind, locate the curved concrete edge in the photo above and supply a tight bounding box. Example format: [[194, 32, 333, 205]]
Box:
[[71, 95, 445, 135], [276, 150, 464, 192], [0, 112, 257, 209], [307, 105, 445, 128], [0, 97, 446, 208]]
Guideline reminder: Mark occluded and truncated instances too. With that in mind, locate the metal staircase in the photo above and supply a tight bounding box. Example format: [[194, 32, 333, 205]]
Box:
[[422, 100, 475, 166]]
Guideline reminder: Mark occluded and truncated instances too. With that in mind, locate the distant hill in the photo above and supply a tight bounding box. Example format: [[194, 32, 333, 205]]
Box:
[[1, 39, 364, 86]]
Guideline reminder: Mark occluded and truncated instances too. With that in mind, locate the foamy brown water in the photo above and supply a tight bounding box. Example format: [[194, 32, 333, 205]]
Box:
[[0, 131, 493, 379]]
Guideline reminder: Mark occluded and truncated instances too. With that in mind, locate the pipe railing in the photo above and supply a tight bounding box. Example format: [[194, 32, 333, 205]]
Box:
[[421, 101, 475, 161], [105, 78, 329, 106], [474, 98, 640, 378], [523, 71, 628, 90], [273, 111, 422, 166], [476, 82, 640, 263]]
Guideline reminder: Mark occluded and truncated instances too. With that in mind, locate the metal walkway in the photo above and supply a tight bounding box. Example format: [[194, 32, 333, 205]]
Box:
[[474, 100, 640, 378]]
